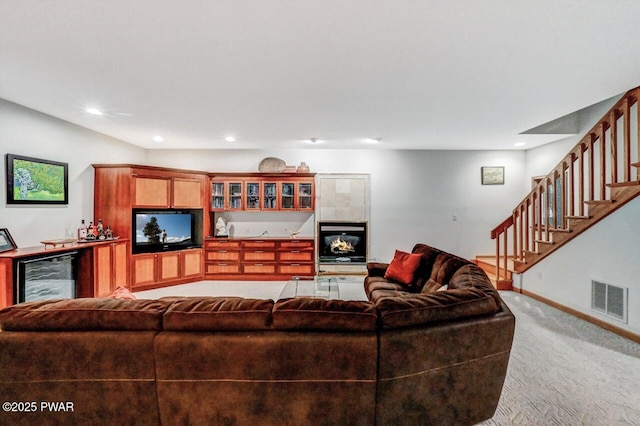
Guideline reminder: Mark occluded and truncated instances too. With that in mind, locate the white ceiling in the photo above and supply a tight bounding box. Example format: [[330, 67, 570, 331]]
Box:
[[1, 0, 640, 150]]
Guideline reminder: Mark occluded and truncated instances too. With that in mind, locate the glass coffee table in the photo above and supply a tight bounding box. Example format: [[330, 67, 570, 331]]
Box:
[[278, 275, 367, 301]]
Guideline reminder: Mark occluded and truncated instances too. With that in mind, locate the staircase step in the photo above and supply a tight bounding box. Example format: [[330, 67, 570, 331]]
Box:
[[474, 256, 513, 289], [549, 228, 572, 233], [480, 270, 513, 291], [585, 199, 615, 206], [475, 256, 514, 272], [607, 181, 640, 188]]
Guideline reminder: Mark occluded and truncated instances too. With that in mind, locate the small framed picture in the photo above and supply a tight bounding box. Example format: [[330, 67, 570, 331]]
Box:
[[481, 166, 505, 185], [0, 228, 18, 253]]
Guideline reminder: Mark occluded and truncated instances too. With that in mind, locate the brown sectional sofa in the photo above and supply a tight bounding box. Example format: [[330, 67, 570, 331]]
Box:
[[0, 243, 515, 425]]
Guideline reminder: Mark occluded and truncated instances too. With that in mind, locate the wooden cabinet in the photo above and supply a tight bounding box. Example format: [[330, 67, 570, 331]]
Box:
[[94, 164, 211, 249], [0, 240, 131, 308], [204, 238, 314, 280], [204, 239, 242, 275], [181, 249, 204, 279], [242, 240, 277, 274], [91, 165, 316, 291], [211, 178, 244, 211], [210, 174, 315, 212], [279, 179, 314, 211], [277, 239, 315, 275], [134, 175, 203, 208], [245, 180, 279, 211], [131, 253, 157, 288], [132, 249, 204, 290], [93, 164, 210, 292], [94, 240, 129, 297]]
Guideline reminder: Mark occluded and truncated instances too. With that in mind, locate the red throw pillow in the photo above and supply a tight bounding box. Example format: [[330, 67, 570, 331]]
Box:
[[108, 286, 137, 300], [384, 250, 422, 286]]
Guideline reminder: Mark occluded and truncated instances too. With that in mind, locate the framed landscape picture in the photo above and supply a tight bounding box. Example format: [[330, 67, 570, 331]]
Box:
[[481, 166, 505, 185], [5, 154, 69, 204]]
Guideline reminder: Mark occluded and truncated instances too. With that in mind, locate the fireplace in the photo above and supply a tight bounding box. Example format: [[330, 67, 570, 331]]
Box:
[[318, 222, 367, 263]]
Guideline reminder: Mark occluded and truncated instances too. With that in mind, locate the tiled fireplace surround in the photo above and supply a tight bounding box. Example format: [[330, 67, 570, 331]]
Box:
[[316, 174, 370, 274]]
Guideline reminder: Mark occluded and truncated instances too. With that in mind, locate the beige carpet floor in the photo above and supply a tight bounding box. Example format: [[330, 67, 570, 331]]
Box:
[[480, 291, 640, 426]]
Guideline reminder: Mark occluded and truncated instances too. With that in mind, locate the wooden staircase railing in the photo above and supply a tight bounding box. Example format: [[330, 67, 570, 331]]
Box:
[[491, 86, 640, 284]]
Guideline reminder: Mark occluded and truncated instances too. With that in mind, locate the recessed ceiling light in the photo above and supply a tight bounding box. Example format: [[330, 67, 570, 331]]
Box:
[[364, 137, 382, 144], [86, 107, 103, 115], [514, 142, 526, 147], [224, 136, 236, 142], [153, 135, 164, 143], [308, 138, 321, 144]]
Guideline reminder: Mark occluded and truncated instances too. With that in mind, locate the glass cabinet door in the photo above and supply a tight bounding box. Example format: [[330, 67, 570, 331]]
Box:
[[281, 183, 295, 209], [211, 182, 225, 210], [263, 182, 277, 210], [298, 182, 313, 210], [246, 182, 261, 210], [228, 182, 243, 210]]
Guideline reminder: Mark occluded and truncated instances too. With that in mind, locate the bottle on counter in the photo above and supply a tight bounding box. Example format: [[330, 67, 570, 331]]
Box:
[[85, 222, 96, 240], [77, 219, 87, 240], [97, 219, 105, 239]]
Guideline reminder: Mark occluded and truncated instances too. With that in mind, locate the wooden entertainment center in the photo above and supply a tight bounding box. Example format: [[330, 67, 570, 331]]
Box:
[[93, 164, 317, 292], [0, 166, 374, 308]]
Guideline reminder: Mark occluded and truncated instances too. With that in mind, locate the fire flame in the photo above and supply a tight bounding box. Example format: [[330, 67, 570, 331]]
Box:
[[330, 237, 354, 253]]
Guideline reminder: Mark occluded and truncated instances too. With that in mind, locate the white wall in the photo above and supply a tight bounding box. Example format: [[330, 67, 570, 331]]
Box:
[[524, 93, 623, 189], [0, 99, 146, 247], [524, 136, 576, 187], [515, 197, 640, 336], [147, 148, 527, 261], [1, 99, 528, 262]]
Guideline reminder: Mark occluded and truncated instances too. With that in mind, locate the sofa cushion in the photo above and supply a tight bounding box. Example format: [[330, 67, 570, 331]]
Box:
[[384, 249, 422, 286], [366, 262, 389, 277], [162, 297, 274, 331], [273, 298, 378, 331], [364, 276, 408, 300], [0, 298, 170, 331], [410, 243, 445, 291], [420, 252, 471, 292]]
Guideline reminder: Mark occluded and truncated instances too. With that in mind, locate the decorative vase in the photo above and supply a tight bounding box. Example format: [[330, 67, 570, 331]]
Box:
[[297, 162, 310, 173]]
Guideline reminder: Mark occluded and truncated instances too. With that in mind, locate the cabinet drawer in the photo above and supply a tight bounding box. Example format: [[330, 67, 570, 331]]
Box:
[[278, 250, 313, 262], [243, 263, 277, 274], [206, 250, 241, 261], [279, 263, 314, 275], [279, 240, 314, 249], [243, 251, 276, 261], [206, 263, 241, 274], [205, 240, 241, 249], [242, 240, 277, 249]]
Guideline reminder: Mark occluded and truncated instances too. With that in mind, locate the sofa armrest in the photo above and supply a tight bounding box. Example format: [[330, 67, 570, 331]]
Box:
[[367, 262, 389, 277]]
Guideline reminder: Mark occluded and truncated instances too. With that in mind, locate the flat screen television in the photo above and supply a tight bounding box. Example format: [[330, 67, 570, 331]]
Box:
[[132, 209, 203, 254]]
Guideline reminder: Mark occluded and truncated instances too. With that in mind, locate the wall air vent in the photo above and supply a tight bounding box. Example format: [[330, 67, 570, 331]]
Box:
[[591, 280, 628, 323]]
